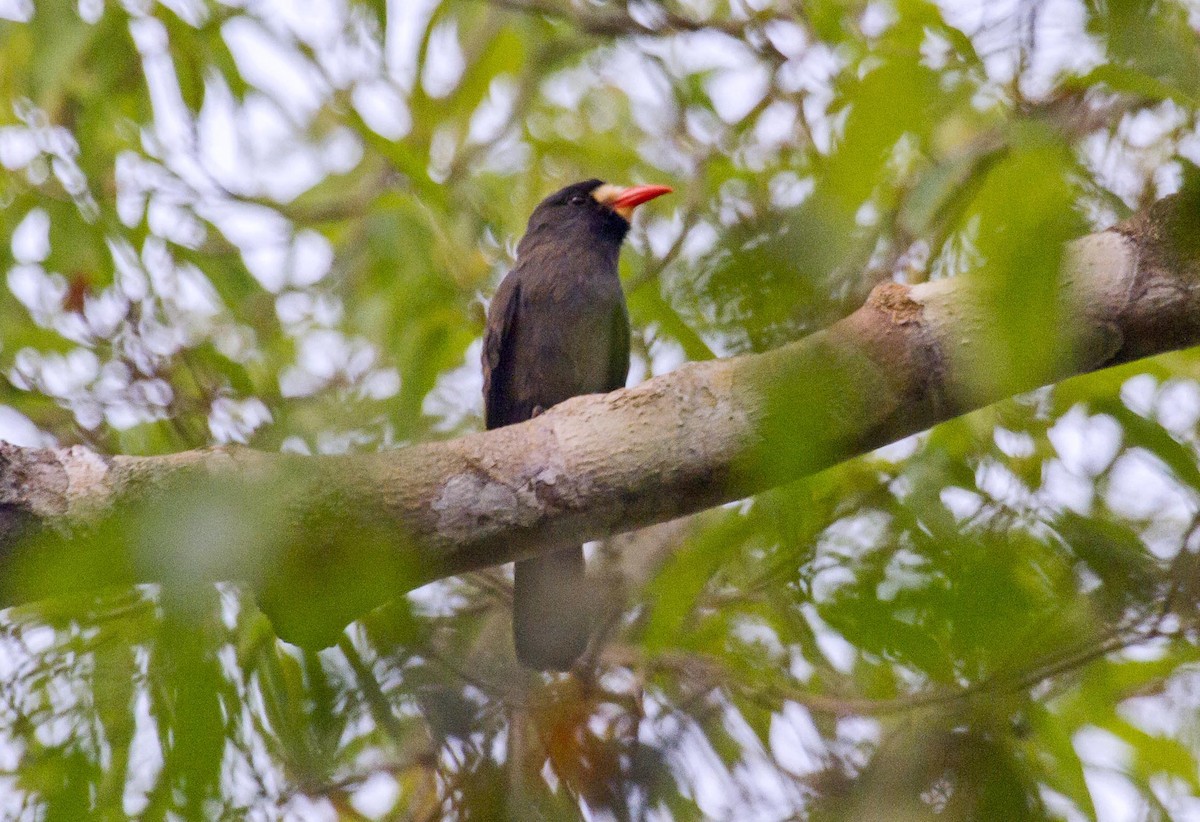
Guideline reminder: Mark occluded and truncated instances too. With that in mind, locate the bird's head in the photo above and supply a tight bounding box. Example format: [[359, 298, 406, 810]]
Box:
[[520, 179, 673, 252]]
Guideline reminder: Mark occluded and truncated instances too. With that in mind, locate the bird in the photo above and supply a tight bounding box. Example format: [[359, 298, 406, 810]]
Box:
[[482, 179, 673, 670]]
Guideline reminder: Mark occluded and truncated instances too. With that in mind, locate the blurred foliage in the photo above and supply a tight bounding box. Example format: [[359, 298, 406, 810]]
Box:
[[1, 0, 1200, 818]]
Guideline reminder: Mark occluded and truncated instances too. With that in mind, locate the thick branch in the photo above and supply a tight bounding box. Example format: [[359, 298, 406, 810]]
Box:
[[1, 195, 1197, 596]]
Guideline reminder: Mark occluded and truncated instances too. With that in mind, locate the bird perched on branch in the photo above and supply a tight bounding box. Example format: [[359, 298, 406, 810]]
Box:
[[482, 179, 673, 671]]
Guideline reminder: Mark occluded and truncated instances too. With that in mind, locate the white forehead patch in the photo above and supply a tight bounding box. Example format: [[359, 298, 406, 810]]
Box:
[[591, 184, 622, 205]]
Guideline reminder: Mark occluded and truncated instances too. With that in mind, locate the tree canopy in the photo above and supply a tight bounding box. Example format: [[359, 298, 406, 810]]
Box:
[[2, 0, 1200, 819]]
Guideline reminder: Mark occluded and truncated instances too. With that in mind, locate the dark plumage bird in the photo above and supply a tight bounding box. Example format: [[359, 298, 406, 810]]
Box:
[[482, 179, 672, 671]]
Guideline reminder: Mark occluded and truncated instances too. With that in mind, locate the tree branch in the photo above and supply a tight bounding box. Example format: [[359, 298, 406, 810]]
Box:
[[0, 194, 1197, 605]]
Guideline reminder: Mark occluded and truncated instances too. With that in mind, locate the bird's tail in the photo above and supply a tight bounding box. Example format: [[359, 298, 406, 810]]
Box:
[[513, 545, 591, 671]]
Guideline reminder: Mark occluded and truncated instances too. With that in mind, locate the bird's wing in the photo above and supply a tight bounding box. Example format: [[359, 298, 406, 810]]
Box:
[[482, 274, 520, 430], [607, 299, 631, 392]]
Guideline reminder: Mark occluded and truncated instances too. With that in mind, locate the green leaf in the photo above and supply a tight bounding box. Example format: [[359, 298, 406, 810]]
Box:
[[1071, 64, 1196, 106], [1025, 701, 1098, 821], [1107, 718, 1200, 790], [27, 0, 93, 114], [1094, 397, 1200, 490]]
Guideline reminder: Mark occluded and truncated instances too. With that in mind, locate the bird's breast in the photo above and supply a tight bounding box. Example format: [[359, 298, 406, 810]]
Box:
[[511, 274, 623, 403]]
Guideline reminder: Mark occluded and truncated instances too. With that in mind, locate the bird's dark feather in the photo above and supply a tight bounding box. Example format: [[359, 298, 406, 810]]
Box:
[[482, 276, 520, 430], [608, 301, 631, 392], [480, 179, 637, 670], [483, 182, 631, 431]]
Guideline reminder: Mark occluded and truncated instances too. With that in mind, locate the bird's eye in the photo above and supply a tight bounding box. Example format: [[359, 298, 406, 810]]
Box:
[[569, 195, 587, 205]]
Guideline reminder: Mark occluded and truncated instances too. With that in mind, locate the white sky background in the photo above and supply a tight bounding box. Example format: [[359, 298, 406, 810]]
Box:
[[2, 0, 1200, 819]]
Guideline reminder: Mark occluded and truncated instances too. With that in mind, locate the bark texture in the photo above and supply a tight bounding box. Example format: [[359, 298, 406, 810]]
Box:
[[0, 195, 1196, 592]]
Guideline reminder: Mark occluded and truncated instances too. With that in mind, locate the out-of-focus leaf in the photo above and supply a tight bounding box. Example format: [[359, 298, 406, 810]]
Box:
[[685, 198, 848, 352], [152, 621, 227, 816], [1054, 511, 1160, 609], [898, 138, 1002, 239], [949, 126, 1085, 402], [27, 0, 92, 114], [641, 510, 754, 653], [1071, 64, 1196, 106], [355, 0, 388, 31], [1093, 396, 1200, 489], [1025, 701, 1099, 821], [1085, 0, 1200, 101], [627, 281, 716, 361], [1106, 718, 1200, 790]]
